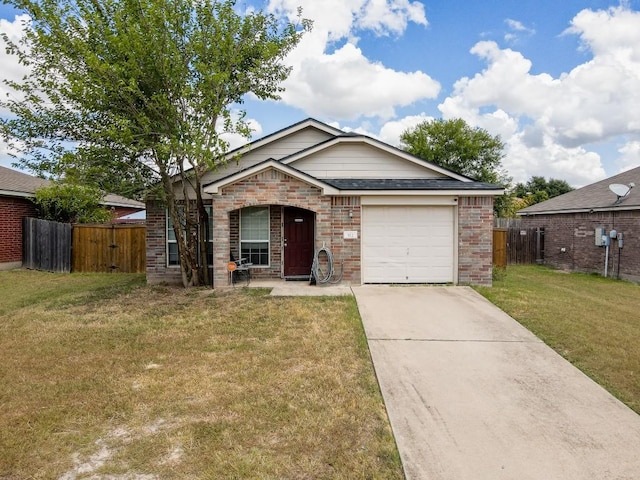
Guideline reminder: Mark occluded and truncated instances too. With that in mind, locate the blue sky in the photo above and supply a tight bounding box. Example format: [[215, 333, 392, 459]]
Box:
[[2, 0, 640, 187]]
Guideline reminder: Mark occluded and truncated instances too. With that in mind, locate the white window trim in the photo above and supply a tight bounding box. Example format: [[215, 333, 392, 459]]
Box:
[[240, 206, 270, 267], [166, 209, 179, 268]]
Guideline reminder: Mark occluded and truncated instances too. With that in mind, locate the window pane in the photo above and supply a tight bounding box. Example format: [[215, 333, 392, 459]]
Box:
[[168, 243, 179, 266], [241, 241, 269, 266], [167, 206, 213, 268], [207, 241, 213, 267], [241, 207, 269, 241]]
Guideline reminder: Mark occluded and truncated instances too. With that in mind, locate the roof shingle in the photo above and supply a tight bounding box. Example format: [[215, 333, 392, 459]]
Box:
[[0, 165, 144, 208], [518, 166, 640, 215], [323, 178, 502, 191]]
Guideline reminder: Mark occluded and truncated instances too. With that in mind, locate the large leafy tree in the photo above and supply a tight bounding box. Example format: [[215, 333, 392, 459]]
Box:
[[513, 176, 574, 207], [400, 118, 512, 216], [0, 0, 309, 287]]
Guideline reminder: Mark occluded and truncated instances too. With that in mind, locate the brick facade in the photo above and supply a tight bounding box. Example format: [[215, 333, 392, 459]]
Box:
[[521, 211, 640, 282], [0, 196, 37, 268], [211, 169, 335, 287], [146, 170, 494, 286], [145, 199, 183, 285], [457, 196, 494, 286]]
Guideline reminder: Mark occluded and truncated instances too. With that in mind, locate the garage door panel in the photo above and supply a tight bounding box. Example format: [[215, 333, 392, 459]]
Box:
[[366, 262, 406, 283], [363, 205, 454, 283]]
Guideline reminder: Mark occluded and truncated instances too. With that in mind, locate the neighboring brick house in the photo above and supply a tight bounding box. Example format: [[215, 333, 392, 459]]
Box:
[[519, 166, 640, 282], [147, 118, 503, 287], [0, 165, 145, 270]]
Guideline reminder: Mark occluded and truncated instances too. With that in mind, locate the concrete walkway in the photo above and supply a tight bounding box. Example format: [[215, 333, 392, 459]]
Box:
[[248, 279, 353, 296], [353, 285, 640, 480]]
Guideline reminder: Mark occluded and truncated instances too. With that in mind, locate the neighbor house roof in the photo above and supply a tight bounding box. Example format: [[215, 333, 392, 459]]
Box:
[[0, 165, 49, 198], [518, 166, 640, 215], [0, 165, 145, 209]]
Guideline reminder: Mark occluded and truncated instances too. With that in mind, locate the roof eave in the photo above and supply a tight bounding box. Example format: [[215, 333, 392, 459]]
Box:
[[101, 202, 145, 209], [337, 189, 505, 196], [519, 204, 640, 215], [0, 189, 35, 198], [223, 118, 343, 160]]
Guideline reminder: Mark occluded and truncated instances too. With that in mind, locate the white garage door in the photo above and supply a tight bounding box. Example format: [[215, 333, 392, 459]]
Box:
[[362, 205, 455, 283]]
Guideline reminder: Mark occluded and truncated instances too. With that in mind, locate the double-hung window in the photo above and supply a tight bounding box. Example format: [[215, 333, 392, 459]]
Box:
[[167, 207, 213, 267], [240, 206, 269, 266], [167, 210, 181, 266]]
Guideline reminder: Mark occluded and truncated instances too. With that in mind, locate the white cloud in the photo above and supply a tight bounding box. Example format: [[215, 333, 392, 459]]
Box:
[[505, 19, 530, 32], [433, 5, 640, 186], [377, 113, 433, 146], [267, 0, 439, 121], [0, 15, 31, 116], [504, 18, 535, 44], [356, 0, 428, 35], [219, 116, 263, 150], [0, 17, 27, 169], [617, 141, 640, 172]]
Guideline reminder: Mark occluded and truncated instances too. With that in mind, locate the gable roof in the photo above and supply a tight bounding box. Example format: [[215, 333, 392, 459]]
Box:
[[0, 165, 145, 209], [518, 166, 640, 215], [204, 118, 505, 195], [224, 118, 343, 159], [203, 159, 340, 195], [204, 159, 503, 197], [0, 165, 49, 198]]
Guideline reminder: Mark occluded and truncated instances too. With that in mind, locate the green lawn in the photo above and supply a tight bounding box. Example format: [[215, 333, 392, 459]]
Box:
[[0, 270, 402, 480], [475, 265, 640, 414]]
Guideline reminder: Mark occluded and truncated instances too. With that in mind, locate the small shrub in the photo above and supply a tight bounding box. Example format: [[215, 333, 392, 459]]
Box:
[[492, 265, 507, 281]]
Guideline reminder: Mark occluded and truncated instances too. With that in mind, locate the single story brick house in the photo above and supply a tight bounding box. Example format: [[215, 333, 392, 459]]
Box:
[[0, 165, 145, 270], [519, 166, 640, 282], [146, 118, 504, 287]]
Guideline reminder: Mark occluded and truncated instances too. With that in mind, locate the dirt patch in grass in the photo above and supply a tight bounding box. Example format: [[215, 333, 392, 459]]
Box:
[[475, 265, 640, 414], [0, 271, 402, 479]]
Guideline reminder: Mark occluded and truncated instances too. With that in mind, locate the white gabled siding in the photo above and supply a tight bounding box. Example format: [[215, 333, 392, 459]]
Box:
[[291, 143, 446, 179], [201, 127, 335, 185]]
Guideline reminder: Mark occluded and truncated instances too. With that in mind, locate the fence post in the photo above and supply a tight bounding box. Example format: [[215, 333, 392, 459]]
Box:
[[535, 227, 544, 264], [493, 228, 508, 268]]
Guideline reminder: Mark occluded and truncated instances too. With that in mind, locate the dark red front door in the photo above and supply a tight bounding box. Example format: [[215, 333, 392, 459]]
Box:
[[283, 207, 315, 277]]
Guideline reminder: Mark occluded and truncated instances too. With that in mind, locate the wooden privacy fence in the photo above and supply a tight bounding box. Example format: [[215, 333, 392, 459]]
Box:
[[73, 224, 146, 273], [493, 229, 507, 268], [23, 218, 145, 273], [493, 226, 545, 266], [23, 217, 72, 273]]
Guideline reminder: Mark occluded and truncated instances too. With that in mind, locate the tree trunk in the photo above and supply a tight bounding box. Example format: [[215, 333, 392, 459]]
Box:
[[194, 170, 210, 287]]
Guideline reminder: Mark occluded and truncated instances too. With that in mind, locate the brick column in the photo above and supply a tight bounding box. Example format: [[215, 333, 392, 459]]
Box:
[[212, 200, 230, 288], [458, 196, 494, 286]]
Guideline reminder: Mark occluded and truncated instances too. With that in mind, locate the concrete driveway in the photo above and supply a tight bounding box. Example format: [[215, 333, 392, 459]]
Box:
[[353, 286, 640, 480]]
